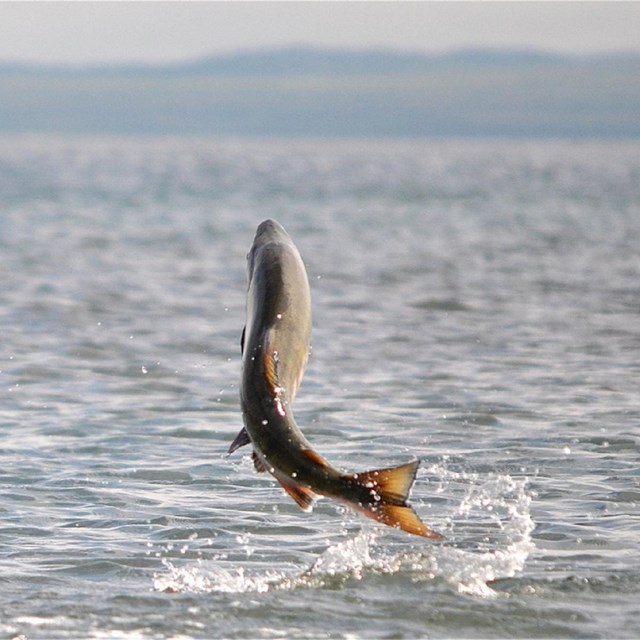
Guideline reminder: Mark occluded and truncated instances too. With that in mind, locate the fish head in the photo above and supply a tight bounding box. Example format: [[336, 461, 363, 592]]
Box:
[[243, 219, 312, 403], [247, 219, 292, 281]]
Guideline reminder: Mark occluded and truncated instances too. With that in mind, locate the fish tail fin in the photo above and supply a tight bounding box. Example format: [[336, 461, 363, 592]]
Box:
[[345, 460, 443, 539]]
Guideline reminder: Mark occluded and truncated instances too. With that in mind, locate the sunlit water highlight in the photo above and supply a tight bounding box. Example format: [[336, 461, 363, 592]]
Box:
[[1, 135, 639, 639]]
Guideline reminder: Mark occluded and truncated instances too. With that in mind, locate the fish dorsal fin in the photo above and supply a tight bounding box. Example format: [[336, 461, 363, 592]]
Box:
[[228, 427, 251, 454], [301, 448, 329, 468], [278, 480, 317, 512], [252, 451, 268, 473]]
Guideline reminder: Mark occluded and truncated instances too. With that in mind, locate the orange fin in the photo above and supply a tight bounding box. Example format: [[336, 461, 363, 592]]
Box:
[[263, 332, 279, 390], [279, 480, 317, 512], [355, 460, 420, 504], [301, 448, 329, 468], [347, 460, 443, 539], [366, 502, 443, 539]]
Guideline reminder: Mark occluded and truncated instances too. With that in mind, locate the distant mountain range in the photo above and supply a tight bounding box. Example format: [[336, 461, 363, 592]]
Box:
[[1, 46, 639, 137]]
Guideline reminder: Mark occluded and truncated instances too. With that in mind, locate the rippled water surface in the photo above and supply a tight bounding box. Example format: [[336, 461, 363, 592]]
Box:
[[1, 136, 639, 639]]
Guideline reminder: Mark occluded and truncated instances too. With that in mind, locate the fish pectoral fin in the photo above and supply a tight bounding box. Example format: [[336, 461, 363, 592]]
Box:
[[240, 326, 246, 355], [228, 427, 251, 454], [252, 451, 269, 473], [278, 480, 317, 513], [263, 333, 280, 391]]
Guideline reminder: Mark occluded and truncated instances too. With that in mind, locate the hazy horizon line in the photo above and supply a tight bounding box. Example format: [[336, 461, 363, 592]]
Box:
[[2, 43, 640, 71]]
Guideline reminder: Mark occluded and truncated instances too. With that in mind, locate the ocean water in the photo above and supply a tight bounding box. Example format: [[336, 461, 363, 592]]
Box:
[[1, 135, 639, 639]]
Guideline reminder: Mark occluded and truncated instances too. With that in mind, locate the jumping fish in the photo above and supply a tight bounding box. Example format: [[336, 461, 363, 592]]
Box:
[[228, 219, 441, 539]]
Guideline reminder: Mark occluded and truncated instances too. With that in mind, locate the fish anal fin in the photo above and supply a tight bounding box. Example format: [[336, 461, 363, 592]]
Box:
[[301, 448, 329, 468], [228, 427, 251, 454], [279, 480, 317, 513], [252, 451, 268, 473]]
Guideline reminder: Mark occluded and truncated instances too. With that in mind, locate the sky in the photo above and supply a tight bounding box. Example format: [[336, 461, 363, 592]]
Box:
[[1, 2, 640, 65]]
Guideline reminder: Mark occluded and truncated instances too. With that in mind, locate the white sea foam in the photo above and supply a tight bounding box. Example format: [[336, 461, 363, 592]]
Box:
[[153, 558, 281, 594]]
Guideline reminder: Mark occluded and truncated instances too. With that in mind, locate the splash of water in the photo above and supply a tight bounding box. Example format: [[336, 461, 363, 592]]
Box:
[[152, 468, 534, 597], [428, 465, 536, 596], [153, 557, 282, 594]]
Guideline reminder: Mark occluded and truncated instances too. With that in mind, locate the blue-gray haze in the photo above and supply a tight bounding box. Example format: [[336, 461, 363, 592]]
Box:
[[1, 48, 639, 137]]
